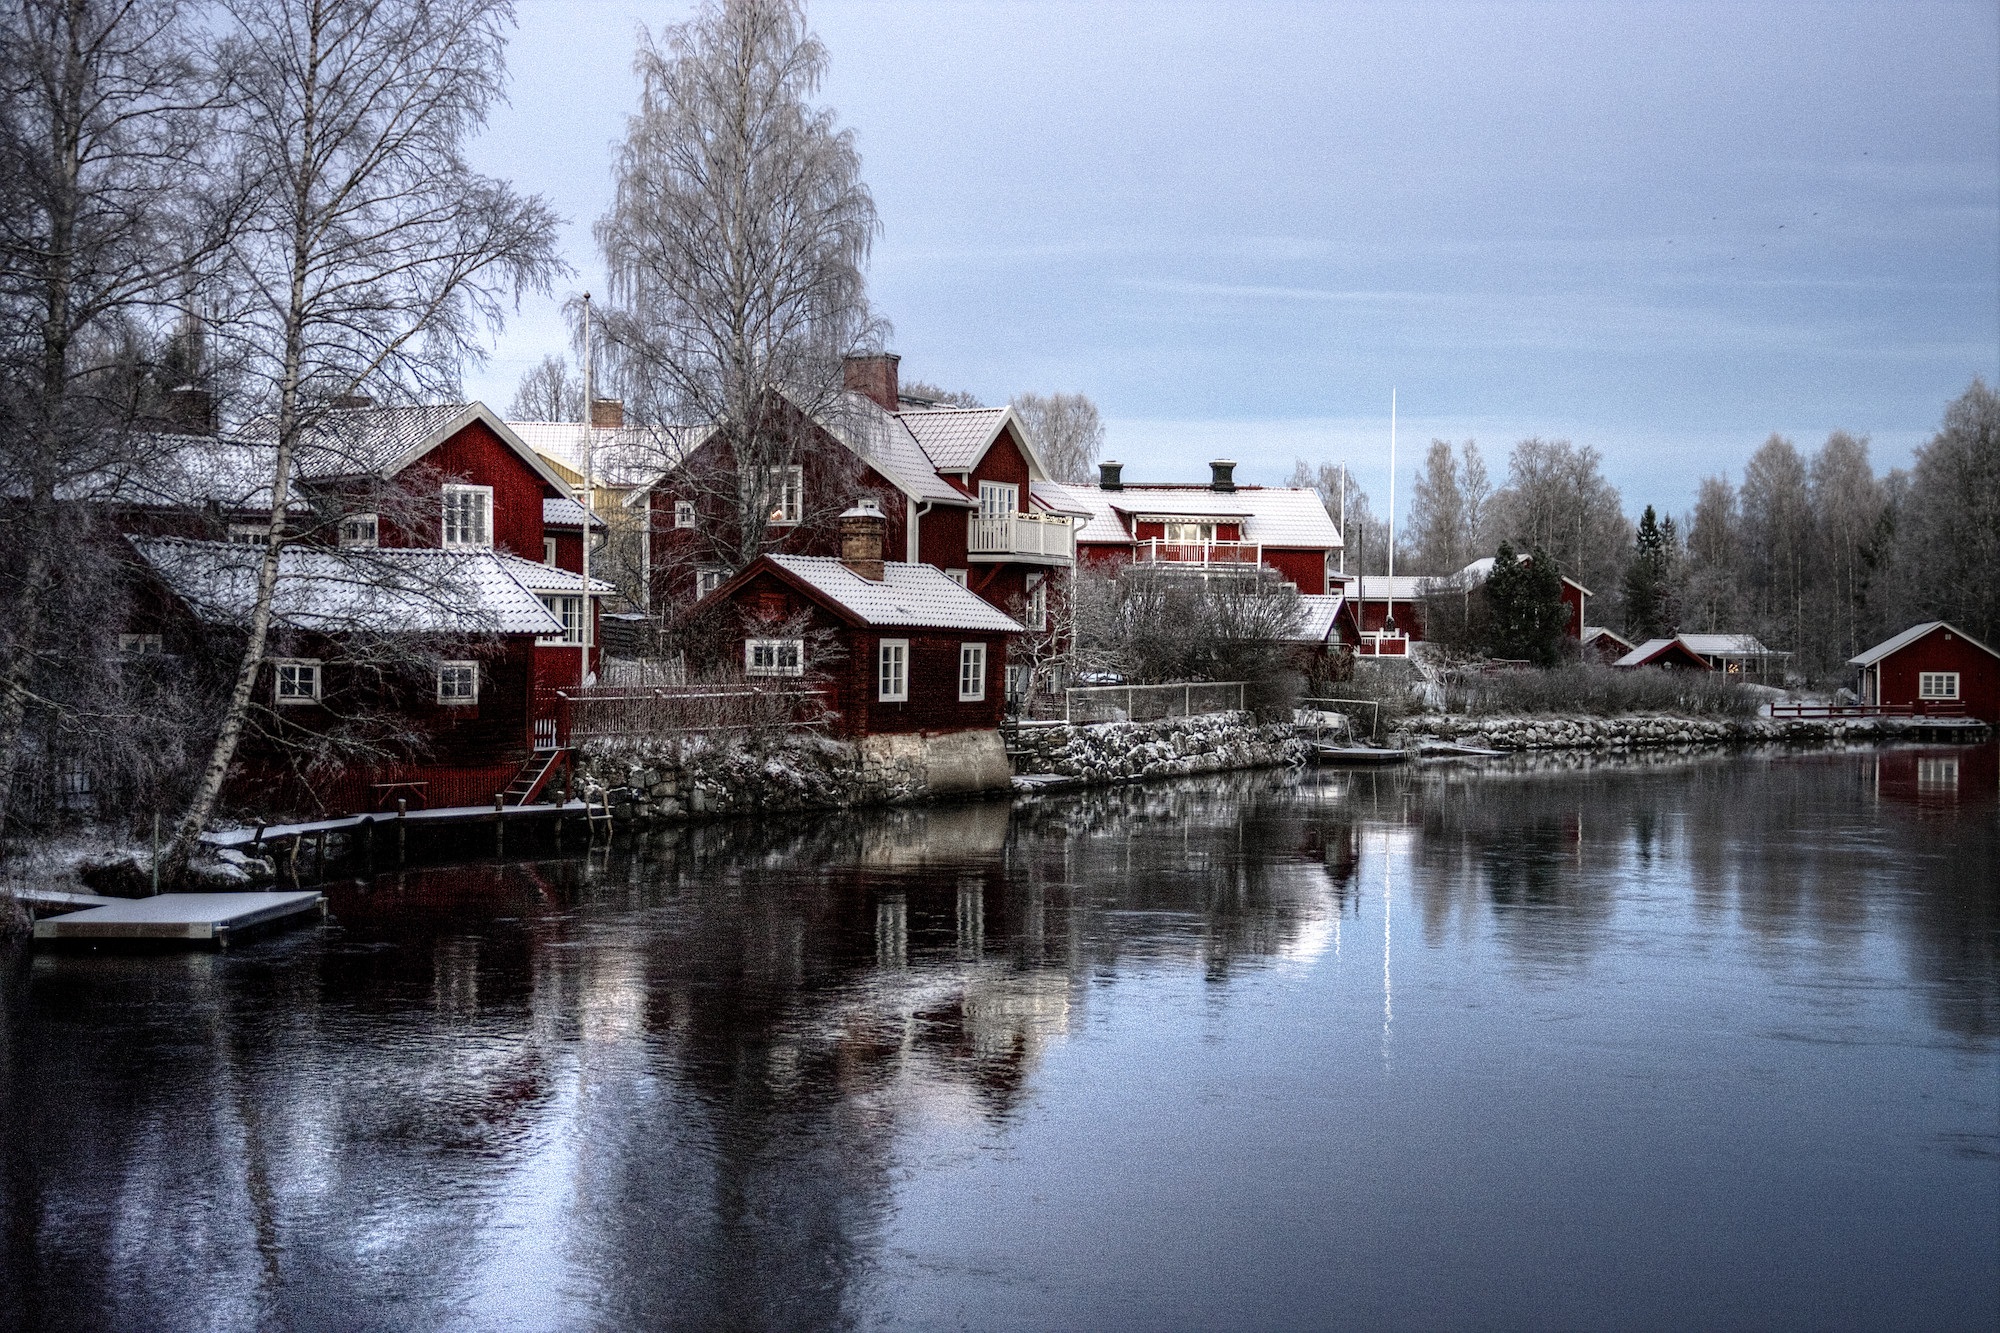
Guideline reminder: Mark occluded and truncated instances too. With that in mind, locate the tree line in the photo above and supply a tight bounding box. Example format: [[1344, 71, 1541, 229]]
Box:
[[1292, 378, 1998, 680]]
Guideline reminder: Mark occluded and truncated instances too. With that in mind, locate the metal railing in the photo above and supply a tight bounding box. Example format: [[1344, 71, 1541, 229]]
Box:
[[544, 684, 836, 742], [1299, 696, 1383, 741], [1135, 539, 1262, 568], [1064, 680, 1248, 724], [1768, 701, 1967, 719], [968, 511, 1075, 559]]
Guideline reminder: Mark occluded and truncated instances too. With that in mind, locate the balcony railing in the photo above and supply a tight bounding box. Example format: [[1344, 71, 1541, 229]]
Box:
[[967, 511, 1075, 560], [1135, 539, 1263, 568]]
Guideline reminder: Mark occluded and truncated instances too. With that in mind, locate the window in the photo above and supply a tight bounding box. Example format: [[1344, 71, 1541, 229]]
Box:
[[745, 638, 804, 677], [1164, 521, 1217, 544], [1919, 672, 1960, 700], [1026, 575, 1047, 631], [978, 481, 1017, 521], [117, 633, 163, 656], [878, 639, 908, 702], [695, 567, 726, 600], [228, 524, 265, 545], [959, 642, 987, 701], [1006, 664, 1031, 700], [274, 659, 320, 704], [339, 513, 379, 548], [539, 595, 585, 645], [674, 499, 696, 529], [544, 537, 558, 565], [442, 484, 492, 548], [437, 661, 478, 704], [766, 466, 803, 525], [944, 569, 968, 587]]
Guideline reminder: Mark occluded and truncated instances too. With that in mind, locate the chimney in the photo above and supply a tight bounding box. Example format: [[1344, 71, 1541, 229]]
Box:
[[163, 385, 217, 436], [839, 496, 887, 581], [843, 353, 901, 413], [1210, 459, 1237, 493], [590, 398, 624, 428], [1099, 460, 1123, 491]]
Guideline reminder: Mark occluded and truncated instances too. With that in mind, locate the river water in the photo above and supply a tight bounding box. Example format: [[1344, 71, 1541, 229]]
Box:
[[2, 745, 1995, 1331]]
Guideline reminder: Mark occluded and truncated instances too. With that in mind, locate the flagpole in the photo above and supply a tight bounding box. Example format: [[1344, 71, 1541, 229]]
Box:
[[1386, 389, 1396, 632], [580, 294, 593, 688]]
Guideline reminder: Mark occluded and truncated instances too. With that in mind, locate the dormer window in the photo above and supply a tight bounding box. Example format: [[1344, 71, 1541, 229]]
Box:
[[1164, 521, 1217, 543], [442, 485, 492, 548], [674, 499, 695, 529], [339, 513, 379, 548], [765, 467, 802, 525]]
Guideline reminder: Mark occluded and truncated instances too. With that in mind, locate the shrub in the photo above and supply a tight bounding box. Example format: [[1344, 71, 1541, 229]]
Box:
[[1456, 664, 1756, 717]]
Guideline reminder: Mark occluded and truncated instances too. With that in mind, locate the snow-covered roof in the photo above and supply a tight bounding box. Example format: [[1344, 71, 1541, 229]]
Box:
[[1582, 625, 1634, 649], [1291, 594, 1346, 643], [491, 552, 618, 596], [897, 407, 1013, 472], [508, 420, 702, 492], [1849, 621, 1998, 667], [1072, 485, 1341, 549], [61, 432, 303, 512], [1612, 637, 1712, 668], [129, 536, 562, 636], [1458, 555, 1593, 596], [238, 403, 576, 501], [764, 555, 1024, 632], [1029, 480, 1096, 517], [1678, 633, 1776, 658], [1339, 574, 1429, 602], [815, 392, 974, 507], [541, 496, 603, 529]]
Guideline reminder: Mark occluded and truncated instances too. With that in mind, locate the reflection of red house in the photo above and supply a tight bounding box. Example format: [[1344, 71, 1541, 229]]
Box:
[[1850, 622, 2000, 722], [707, 501, 1023, 739]]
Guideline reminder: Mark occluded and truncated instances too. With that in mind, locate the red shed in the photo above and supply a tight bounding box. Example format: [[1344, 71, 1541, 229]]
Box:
[[1850, 621, 2000, 722], [709, 500, 1023, 738]]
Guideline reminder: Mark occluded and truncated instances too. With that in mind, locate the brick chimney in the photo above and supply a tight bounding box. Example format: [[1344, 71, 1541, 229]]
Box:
[[1099, 460, 1123, 491], [590, 398, 624, 428], [163, 385, 217, 435], [839, 496, 887, 581], [843, 353, 901, 412], [1210, 459, 1237, 493]]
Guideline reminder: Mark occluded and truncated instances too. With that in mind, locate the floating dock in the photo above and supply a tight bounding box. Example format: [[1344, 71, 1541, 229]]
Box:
[[1314, 745, 1409, 766], [33, 891, 325, 946]]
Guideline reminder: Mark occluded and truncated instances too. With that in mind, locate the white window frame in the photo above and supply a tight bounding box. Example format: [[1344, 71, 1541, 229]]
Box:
[[538, 595, 585, 646], [441, 483, 493, 549], [274, 659, 321, 705], [1164, 520, 1218, 544], [745, 637, 804, 677], [766, 466, 803, 525], [1026, 575, 1047, 631], [1918, 671, 1960, 700], [227, 523, 265, 545], [339, 513, 379, 548], [436, 661, 478, 705], [674, 499, 696, 529], [544, 536, 558, 565], [118, 633, 163, 656], [695, 567, 727, 601], [959, 642, 987, 702], [878, 639, 909, 702], [944, 568, 968, 587]]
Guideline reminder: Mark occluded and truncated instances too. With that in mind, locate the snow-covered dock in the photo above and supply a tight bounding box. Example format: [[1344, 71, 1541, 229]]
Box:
[[33, 891, 325, 946], [200, 799, 590, 848]]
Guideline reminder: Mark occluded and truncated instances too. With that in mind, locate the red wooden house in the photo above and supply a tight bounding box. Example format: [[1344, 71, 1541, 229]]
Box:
[[1070, 460, 1342, 595], [1613, 637, 1714, 671], [1330, 556, 1591, 658], [707, 500, 1024, 739], [648, 355, 1078, 635], [1850, 621, 1999, 722]]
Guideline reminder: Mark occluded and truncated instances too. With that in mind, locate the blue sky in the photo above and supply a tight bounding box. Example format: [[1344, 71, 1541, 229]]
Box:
[[467, 0, 2000, 520]]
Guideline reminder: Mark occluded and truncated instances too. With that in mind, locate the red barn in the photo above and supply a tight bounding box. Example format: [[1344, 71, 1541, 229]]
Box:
[[708, 500, 1023, 739], [1850, 622, 2000, 722]]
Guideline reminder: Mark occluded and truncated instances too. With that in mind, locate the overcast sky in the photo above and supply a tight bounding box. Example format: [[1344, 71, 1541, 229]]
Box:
[[467, 0, 1999, 520]]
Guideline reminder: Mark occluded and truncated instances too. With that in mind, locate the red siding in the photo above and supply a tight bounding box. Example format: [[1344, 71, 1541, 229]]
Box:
[[382, 420, 556, 559], [1871, 626, 2000, 722], [963, 425, 1031, 501], [1264, 548, 1326, 595]]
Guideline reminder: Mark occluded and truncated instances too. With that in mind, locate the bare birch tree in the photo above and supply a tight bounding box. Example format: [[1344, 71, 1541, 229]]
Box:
[[1484, 438, 1628, 614], [1404, 439, 1490, 574], [164, 0, 562, 871], [506, 352, 584, 420], [1009, 391, 1103, 485], [595, 0, 881, 574], [0, 0, 229, 844]]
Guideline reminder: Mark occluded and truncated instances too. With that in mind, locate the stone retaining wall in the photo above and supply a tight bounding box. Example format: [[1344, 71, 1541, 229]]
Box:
[[1007, 711, 1312, 783], [1403, 712, 1956, 750]]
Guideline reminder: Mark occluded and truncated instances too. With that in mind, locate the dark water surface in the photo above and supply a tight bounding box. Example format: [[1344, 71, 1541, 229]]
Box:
[[3, 746, 1996, 1331]]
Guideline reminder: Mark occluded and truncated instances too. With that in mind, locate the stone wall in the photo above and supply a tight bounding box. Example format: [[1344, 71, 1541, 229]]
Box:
[[1404, 712, 1961, 749], [574, 729, 1012, 827], [1007, 711, 1312, 783]]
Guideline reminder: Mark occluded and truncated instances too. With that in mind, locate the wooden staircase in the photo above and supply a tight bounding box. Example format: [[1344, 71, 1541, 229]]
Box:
[[499, 748, 568, 807]]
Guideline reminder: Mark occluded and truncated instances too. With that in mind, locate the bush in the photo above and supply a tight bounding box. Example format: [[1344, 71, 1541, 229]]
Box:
[[1455, 664, 1756, 718]]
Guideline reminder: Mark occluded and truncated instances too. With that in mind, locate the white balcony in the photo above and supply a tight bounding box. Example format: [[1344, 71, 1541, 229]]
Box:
[[967, 511, 1075, 564], [1135, 539, 1264, 569]]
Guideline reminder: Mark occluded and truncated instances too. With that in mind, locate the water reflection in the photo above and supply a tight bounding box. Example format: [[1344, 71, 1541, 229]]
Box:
[[2, 746, 1995, 1330]]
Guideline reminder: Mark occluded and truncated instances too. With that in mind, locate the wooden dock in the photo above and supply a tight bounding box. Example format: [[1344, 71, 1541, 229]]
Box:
[[33, 891, 325, 946], [200, 799, 590, 849]]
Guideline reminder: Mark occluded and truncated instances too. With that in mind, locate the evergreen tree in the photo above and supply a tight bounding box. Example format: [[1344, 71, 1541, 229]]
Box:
[[1484, 543, 1570, 665], [1623, 505, 1677, 640]]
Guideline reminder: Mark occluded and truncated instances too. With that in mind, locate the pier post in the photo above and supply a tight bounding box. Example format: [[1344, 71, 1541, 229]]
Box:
[[397, 799, 407, 863], [493, 794, 505, 858]]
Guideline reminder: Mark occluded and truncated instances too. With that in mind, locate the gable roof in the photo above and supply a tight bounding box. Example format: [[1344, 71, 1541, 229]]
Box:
[[1614, 637, 1712, 669], [491, 551, 618, 597], [1458, 555, 1593, 597], [60, 431, 302, 512], [128, 536, 562, 636], [759, 555, 1024, 633], [811, 392, 975, 507], [255, 403, 577, 499], [1072, 485, 1342, 549], [1849, 620, 2000, 668], [1679, 632, 1777, 658], [508, 419, 708, 494], [1291, 594, 1346, 643], [1582, 625, 1636, 651], [1029, 480, 1096, 517], [896, 405, 1054, 481], [541, 496, 604, 530]]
